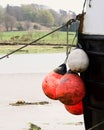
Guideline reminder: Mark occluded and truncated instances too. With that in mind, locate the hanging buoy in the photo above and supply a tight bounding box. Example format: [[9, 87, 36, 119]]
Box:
[[67, 48, 89, 73], [64, 101, 83, 115], [56, 70, 86, 105], [42, 63, 67, 100]]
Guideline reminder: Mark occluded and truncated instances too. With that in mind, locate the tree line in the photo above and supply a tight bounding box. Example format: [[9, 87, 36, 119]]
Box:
[[0, 4, 77, 31]]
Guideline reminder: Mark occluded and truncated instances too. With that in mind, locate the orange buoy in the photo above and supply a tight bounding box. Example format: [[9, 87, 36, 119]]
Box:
[[64, 101, 83, 115], [56, 70, 86, 105], [42, 64, 67, 100]]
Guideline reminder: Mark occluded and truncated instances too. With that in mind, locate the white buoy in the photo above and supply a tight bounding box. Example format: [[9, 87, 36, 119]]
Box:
[[67, 48, 89, 73]]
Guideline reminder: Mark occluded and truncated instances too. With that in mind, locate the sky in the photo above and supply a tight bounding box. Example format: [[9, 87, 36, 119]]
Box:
[[0, 0, 84, 14]]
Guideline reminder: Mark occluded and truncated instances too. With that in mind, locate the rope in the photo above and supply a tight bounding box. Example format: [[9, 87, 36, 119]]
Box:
[[88, 120, 104, 130], [82, 0, 87, 13], [64, 23, 70, 64], [64, 21, 78, 64], [0, 19, 76, 60]]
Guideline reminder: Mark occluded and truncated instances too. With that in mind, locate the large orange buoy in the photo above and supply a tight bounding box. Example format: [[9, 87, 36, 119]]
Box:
[[64, 101, 83, 115], [42, 64, 67, 100], [56, 70, 86, 105]]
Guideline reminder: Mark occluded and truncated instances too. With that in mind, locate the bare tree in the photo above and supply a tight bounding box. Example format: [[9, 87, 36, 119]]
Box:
[[24, 21, 31, 30], [4, 14, 16, 31]]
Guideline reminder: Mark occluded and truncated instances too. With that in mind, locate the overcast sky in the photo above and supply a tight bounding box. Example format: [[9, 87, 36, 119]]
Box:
[[1, 0, 84, 14]]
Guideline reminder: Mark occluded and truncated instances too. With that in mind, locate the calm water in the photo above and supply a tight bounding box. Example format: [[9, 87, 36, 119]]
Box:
[[0, 53, 85, 130]]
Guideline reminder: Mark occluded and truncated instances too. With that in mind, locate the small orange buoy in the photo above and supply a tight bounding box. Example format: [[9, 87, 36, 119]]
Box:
[[42, 64, 67, 100], [56, 70, 86, 105], [64, 101, 83, 115]]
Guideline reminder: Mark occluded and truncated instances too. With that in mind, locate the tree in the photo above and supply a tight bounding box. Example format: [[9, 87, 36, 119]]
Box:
[[16, 22, 24, 31], [4, 14, 16, 31], [0, 6, 4, 23], [59, 9, 69, 24], [24, 21, 31, 30], [0, 4, 77, 31], [21, 4, 38, 22], [5, 5, 23, 21], [49, 9, 61, 26], [38, 10, 54, 27]]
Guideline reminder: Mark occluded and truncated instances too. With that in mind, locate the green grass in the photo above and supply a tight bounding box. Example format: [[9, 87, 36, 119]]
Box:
[[0, 31, 25, 41], [0, 30, 76, 43], [0, 45, 67, 54], [0, 30, 77, 54]]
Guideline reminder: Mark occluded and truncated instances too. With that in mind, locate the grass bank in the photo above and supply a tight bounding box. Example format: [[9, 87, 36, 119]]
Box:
[[0, 30, 77, 54], [0, 45, 67, 54]]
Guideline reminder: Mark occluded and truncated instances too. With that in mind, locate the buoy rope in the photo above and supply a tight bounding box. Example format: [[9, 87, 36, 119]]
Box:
[[64, 22, 70, 63], [64, 22, 78, 64], [88, 120, 104, 130], [0, 19, 77, 60]]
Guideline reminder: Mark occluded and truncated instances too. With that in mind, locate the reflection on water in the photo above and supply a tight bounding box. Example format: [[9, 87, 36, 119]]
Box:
[[0, 54, 85, 130]]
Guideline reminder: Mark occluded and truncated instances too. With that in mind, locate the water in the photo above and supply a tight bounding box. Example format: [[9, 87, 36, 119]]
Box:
[[0, 53, 66, 73], [0, 53, 85, 130]]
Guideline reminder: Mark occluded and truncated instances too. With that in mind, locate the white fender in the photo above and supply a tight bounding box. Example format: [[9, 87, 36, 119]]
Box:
[[67, 48, 89, 73]]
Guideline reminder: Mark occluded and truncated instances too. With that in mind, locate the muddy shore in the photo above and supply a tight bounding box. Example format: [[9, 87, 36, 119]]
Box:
[[0, 53, 85, 130]]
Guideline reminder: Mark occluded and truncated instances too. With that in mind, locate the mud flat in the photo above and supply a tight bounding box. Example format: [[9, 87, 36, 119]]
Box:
[[0, 53, 85, 130]]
